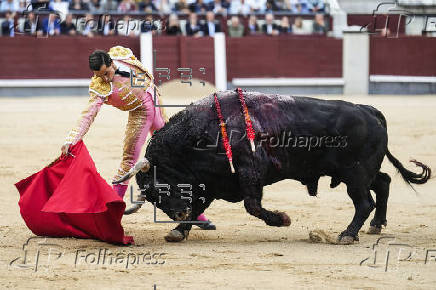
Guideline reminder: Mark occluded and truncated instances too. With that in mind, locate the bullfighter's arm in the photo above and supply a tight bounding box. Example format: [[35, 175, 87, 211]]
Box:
[[64, 91, 105, 146]]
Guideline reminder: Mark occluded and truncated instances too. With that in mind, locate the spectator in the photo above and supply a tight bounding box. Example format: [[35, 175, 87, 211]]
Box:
[[307, 0, 324, 12], [60, 13, 77, 35], [288, 0, 309, 14], [174, 0, 190, 13], [278, 15, 291, 34], [312, 13, 327, 34], [155, 0, 172, 14], [273, 0, 287, 10], [189, 0, 209, 13], [23, 11, 42, 36], [222, 0, 231, 11], [212, 0, 227, 14], [31, 0, 50, 11], [228, 15, 243, 37], [89, 0, 103, 12], [118, 0, 136, 12], [247, 14, 259, 35], [51, 0, 69, 15], [1, 11, 15, 37], [102, 0, 119, 10], [82, 13, 95, 37], [292, 16, 310, 34], [202, 11, 221, 36], [117, 15, 137, 36], [203, 0, 215, 10], [185, 0, 197, 8], [18, 0, 25, 8], [69, 0, 90, 11], [246, 0, 266, 12], [139, 0, 157, 12], [185, 12, 202, 37], [166, 13, 182, 36], [17, 0, 24, 11], [0, 0, 19, 12], [97, 14, 115, 36], [42, 12, 61, 36], [141, 15, 158, 34], [266, 0, 279, 11], [262, 13, 278, 36], [229, 0, 250, 15]]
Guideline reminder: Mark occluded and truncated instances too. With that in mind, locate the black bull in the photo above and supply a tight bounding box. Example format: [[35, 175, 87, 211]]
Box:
[[115, 91, 431, 244]]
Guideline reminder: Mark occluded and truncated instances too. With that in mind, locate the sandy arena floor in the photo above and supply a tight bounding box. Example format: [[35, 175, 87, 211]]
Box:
[[1, 82, 436, 289]]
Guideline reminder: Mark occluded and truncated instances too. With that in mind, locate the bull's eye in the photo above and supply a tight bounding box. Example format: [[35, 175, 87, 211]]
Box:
[[139, 184, 150, 195], [194, 138, 209, 150]]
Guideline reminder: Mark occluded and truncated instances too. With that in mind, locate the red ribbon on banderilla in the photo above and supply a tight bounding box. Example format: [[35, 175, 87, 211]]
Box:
[[236, 87, 256, 153], [214, 89, 256, 174], [214, 93, 235, 173]]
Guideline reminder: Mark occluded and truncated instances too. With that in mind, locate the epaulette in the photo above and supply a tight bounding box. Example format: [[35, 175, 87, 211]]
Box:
[[89, 75, 113, 99], [108, 46, 134, 60], [108, 46, 154, 81]]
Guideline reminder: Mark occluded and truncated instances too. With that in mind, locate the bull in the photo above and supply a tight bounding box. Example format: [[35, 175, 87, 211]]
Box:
[[114, 90, 431, 244]]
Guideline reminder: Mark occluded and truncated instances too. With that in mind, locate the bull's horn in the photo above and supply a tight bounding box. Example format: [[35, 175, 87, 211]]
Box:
[[125, 187, 147, 215], [124, 204, 142, 215], [112, 158, 151, 185]]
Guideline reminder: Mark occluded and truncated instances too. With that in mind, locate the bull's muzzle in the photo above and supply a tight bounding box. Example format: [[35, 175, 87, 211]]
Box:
[[112, 158, 151, 185]]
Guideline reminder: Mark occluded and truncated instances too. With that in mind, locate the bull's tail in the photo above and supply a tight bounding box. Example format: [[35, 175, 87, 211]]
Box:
[[367, 105, 432, 186], [385, 149, 431, 186]]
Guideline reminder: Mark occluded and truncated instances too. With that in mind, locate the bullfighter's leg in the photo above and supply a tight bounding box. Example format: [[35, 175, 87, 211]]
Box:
[[112, 104, 154, 198], [149, 96, 165, 134], [339, 183, 375, 244], [367, 172, 391, 234]]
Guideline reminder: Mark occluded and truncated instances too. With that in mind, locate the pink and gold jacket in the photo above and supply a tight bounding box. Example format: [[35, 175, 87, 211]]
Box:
[[65, 46, 166, 146]]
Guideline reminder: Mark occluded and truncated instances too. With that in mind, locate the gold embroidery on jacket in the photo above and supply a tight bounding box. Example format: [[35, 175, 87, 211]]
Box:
[[89, 76, 112, 99]]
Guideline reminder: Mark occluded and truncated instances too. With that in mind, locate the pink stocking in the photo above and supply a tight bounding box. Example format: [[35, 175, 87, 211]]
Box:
[[113, 184, 128, 198], [197, 213, 208, 221]]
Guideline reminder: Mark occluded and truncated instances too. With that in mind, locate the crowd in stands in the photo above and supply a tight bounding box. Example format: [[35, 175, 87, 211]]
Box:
[[1, 0, 326, 14], [0, 0, 328, 37]]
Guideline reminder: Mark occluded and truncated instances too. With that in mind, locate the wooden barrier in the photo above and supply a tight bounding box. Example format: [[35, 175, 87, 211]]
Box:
[[370, 36, 436, 76], [0, 36, 139, 79], [0, 35, 435, 83], [226, 35, 342, 80]]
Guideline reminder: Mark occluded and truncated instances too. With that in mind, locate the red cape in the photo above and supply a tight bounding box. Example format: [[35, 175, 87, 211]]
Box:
[[15, 141, 134, 245]]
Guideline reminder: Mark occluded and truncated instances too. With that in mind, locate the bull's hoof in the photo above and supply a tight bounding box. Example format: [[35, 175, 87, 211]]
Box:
[[278, 212, 291, 227], [367, 225, 382, 235], [338, 232, 359, 245], [164, 230, 186, 242], [338, 235, 356, 245]]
